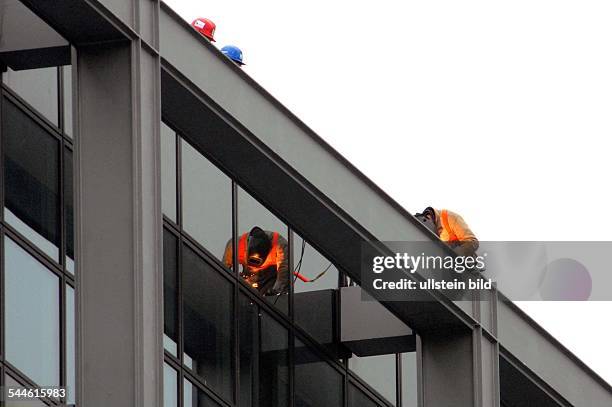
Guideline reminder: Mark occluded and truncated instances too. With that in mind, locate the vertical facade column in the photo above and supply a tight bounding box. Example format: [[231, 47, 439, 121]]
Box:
[[74, 36, 162, 407], [419, 292, 500, 407]]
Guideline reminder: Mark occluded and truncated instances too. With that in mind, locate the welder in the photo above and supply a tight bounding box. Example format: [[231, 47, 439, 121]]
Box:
[[223, 227, 289, 295], [415, 207, 479, 256]]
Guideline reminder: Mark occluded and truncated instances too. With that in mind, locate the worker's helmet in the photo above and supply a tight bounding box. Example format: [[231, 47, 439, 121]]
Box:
[[221, 45, 245, 66], [415, 207, 437, 234], [191, 17, 216, 42], [247, 227, 272, 267]]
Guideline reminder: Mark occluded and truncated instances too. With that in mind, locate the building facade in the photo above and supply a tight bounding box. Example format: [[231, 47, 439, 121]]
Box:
[[0, 1, 610, 406]]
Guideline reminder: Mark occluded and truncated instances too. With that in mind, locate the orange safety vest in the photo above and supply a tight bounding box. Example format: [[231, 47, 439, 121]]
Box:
[[440, 210, 460, 242], [237, 231, 279, 273]]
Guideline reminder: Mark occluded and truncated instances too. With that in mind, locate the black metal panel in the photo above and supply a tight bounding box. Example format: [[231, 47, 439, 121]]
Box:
[[18, 0, 127, 44], [500, 353, 570, 407], [0, 46, 70, 70]]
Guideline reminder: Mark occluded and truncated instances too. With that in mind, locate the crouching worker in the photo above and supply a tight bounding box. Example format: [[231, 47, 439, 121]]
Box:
[[223, 227, 289, 295], [415, 207, 479, 257]]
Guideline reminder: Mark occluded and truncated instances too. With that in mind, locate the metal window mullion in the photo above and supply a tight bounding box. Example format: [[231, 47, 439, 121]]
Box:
[[175, 132, 182, 230], [57, 67, 64, 134], [0, 90, 4, 221], [59, 274, 67, 405], [0, 227, 4, 360], [232, 179, 240, 407], [287, 229, 294, 407], [396, 353, 402, 407]]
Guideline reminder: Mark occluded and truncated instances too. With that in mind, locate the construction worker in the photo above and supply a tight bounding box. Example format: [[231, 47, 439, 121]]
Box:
[[223, 227, 289, 295], [220, 45, 245, 66], [415, 207, 479, 256], [191, 17, 216, 42]]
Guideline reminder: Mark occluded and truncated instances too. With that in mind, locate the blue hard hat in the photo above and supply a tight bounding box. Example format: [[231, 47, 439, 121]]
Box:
[[221, 45, 245, 65]]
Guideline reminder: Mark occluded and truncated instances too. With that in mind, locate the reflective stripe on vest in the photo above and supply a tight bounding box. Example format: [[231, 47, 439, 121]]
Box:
[[237, 231, 279, 272], [440, 210, 459, 242]]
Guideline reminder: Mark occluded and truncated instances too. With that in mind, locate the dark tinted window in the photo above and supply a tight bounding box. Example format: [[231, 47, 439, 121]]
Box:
[[3, 99, 60, 260], [238, 296, 289, 407], [64, 148, 74, 273], [163, 230, 179, 356], [293, 233, 339, 346], [184, 379, 221, 406], [294, 340, 343, 407], [349, 383, 381, 407], [182, 245, 233, 400], [161, 122, 177, 221], [260, 312, 289, 407], [238, 294, 257, 407]]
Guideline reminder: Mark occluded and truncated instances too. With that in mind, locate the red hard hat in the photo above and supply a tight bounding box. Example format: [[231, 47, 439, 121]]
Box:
[[191, 17, 216, 42]]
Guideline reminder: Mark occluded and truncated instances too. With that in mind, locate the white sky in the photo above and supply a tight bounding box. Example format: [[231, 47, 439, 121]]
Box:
[[165, 0, 612, 384]]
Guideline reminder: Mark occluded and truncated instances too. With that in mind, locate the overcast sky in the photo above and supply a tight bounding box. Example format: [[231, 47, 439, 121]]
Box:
[[165, 0, 612, 384]]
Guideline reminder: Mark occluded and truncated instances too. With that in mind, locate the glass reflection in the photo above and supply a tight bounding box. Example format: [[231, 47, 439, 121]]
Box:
[[66, 285, 76, 404], [349, 354, 396, 406], [163, 229, 179, 355], [164, 363, 178, 407], [349, 383, 381, 407], [4, 67, 59, 126], [294, 339, 342, 407], [161, 122, 177, 221], [182, 245, 233, 400], [3, 99, 60, 260], [184, 378, 219, 406], [5, 237, 60, 386], [181, 140, 232, 263]]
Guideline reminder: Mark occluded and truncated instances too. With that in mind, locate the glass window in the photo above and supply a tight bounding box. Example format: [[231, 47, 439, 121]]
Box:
[[293, 233, 339, 345], [349, 354, 396, 406], [182, 244, 233, 400], [401, 353, 418, 407], [184, 378, 220, 406], [5, 237, 60, 386], [64, 148, 74, 273], [260, 312, 289, 407], [66, 285, 76, 405], [3, 67, 59, 126], [3, 99, 60, 260], [293, 234, 338, 293], [62, 65, 73, 137], [238, 294, 257, 407], [237, 187, 289, 313], [349, 383, 381, 407], [294, 339, 343, 407], [163, 229, 179, 356], [161, 122, 177, 222], [181, 140, 232, 263], [4, 374, 47, 407], [164, 363, 178, 407], [238, 296, 289, 407]]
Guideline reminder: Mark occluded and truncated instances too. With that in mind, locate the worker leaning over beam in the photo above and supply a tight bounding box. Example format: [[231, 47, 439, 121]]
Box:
[[415, 207, 479, 256], [223, 227, 289, 295]]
